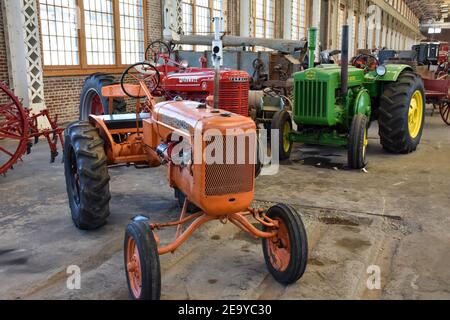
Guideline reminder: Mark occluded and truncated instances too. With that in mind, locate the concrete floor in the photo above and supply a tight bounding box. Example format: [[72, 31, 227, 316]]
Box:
[[0, 109, 449, 300]]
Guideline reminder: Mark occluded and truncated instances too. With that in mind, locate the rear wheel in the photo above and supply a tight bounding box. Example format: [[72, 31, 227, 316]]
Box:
[[379, 71, 425, 153], [440, 101, 450, 125], [79, 73, 127, 120], [124, 220, 161, 300], [63, 122, 111, 230], [271, 110, 293, 161], [348, 114, 369, 169], [262, 204, 308, 285]]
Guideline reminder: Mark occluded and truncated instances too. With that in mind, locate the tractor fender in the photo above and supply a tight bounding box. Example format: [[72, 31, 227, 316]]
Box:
[[353, 89, 371, 118], [376, 64, 414, 82]]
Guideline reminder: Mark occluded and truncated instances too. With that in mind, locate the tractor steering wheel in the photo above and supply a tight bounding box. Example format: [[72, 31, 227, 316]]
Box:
[[145, 40, 172, 65], [120, 62, 161, 99], [351, 54, 379, 72]]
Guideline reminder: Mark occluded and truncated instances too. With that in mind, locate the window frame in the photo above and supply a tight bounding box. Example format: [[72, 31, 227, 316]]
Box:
[[181, 0, 226, 51], [252, 0, 277, 39], [39, 0, 149, 77], [291, 0, 309, 40]]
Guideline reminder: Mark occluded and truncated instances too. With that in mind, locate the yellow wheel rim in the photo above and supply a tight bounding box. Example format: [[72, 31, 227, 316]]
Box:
[[408, 90, 424, 139], [363, 128, 368, 159], [283, 122, 291, 153]]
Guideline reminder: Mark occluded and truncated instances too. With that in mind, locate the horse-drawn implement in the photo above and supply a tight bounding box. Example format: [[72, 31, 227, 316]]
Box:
[[0, 82, 64, 175]]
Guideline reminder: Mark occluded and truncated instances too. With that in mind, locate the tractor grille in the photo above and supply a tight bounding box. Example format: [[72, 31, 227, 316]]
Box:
[[219, 81, 249, 116], [204, 134, 254, 196], [296, 80, 328, 119]]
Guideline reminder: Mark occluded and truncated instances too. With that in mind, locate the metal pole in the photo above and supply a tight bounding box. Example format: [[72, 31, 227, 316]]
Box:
[[212, 17, 223, 111], [308, 27, 318, 69], [341, 25, 349, 97]]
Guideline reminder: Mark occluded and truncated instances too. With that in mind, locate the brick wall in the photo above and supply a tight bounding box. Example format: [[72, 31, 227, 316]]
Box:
[[0, 4, 9, 84], [147, 0, 162, 42]]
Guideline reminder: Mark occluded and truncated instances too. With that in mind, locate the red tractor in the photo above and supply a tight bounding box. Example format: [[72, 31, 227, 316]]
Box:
[[79, 41, 250, 120]]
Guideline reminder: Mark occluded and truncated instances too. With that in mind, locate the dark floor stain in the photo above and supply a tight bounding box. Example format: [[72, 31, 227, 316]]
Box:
[[336, 237, 372, 253], [319, 216, 360, 226], [208, 279, 218, 284], [308, 258, 325, 266], [295, 156, 345, 170], [211, 235, 221, 240], [342, 226, 362, 233]]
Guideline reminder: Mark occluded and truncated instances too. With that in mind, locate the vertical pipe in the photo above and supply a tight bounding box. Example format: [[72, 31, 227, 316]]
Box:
[[341, 25, 349, 97], [308, 27, 318, 69]]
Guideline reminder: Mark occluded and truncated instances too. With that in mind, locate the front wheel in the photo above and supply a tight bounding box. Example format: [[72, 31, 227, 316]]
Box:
[[124, 220, 161, 300], [379, 71, 425, 153], [262, 204, 308, 285], [348, 114, 369, 169], [271, 110, 293, 161]]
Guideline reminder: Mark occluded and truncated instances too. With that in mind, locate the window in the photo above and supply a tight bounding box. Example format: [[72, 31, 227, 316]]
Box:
[[39, 0, 147, 75], [181, 0, 225, 51], [253, 0, 275, 39], [291, 0, 307, 40], [40, 0, 79, 66]]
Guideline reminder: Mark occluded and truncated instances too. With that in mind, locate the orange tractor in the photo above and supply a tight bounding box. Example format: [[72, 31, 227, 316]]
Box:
[[63, 56, 308, 299]]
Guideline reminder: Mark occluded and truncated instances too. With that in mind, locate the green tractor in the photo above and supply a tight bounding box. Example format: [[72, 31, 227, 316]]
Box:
[[273, 25, 425, 169]]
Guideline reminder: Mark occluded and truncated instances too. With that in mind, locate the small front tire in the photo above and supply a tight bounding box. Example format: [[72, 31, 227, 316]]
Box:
[[124, 220, 161, 300], [348, 114, 369, 169], [262, 204, 308, 285], [271, 110, 293, 161]]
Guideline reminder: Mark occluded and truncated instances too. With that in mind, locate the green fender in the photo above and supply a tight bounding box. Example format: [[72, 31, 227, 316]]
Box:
[[376, 64, 414, 82], [353, 89, 371, 118]]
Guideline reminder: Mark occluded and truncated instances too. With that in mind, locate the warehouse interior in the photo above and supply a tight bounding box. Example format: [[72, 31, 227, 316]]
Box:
[[0, 0, 449, 300]]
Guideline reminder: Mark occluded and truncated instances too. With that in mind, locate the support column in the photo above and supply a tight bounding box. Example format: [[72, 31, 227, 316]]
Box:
[[3, 0, 47, 128], [283, 0, 292, 39], [240, 0, 251, 37], [311, 0, 322, 61]]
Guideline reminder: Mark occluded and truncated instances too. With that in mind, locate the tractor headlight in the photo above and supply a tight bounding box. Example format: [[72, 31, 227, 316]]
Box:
[[376, 65, 387, 77]]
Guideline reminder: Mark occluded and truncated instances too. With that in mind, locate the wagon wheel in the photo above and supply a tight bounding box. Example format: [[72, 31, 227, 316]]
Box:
[[440, 101, 450, 125], [0, 83, 29, 175]]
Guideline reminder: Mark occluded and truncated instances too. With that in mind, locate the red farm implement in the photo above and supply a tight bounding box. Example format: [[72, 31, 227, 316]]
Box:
[[0, 82, 64, 175], [422, 78, 450, 125]]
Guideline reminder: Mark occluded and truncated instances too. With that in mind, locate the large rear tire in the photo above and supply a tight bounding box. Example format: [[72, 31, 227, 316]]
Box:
[[64, 122, 111, 230], [79, 73, 127, 120], [124, 220, 161, 300], [379, 71, 425, 154]]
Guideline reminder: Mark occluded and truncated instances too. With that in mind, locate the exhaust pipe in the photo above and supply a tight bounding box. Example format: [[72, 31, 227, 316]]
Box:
[[341, 25, 349, 96]]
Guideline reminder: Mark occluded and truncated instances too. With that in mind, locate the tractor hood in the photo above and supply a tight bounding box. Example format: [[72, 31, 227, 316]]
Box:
[[294, 65, 365, 88], [162, 69, 250, 92], [152, 100, 256, 140]]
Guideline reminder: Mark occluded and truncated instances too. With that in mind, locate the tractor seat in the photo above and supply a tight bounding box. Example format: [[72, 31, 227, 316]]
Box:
[[101, 113, 150, 130]]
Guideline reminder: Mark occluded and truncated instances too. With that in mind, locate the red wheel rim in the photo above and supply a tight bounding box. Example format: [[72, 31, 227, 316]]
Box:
[[267, 218, 291, 272], [126, 237, 142, 298], [0, 83, 29, 175], [91, 94, 104, 115], [440, 103, 450, 125]]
